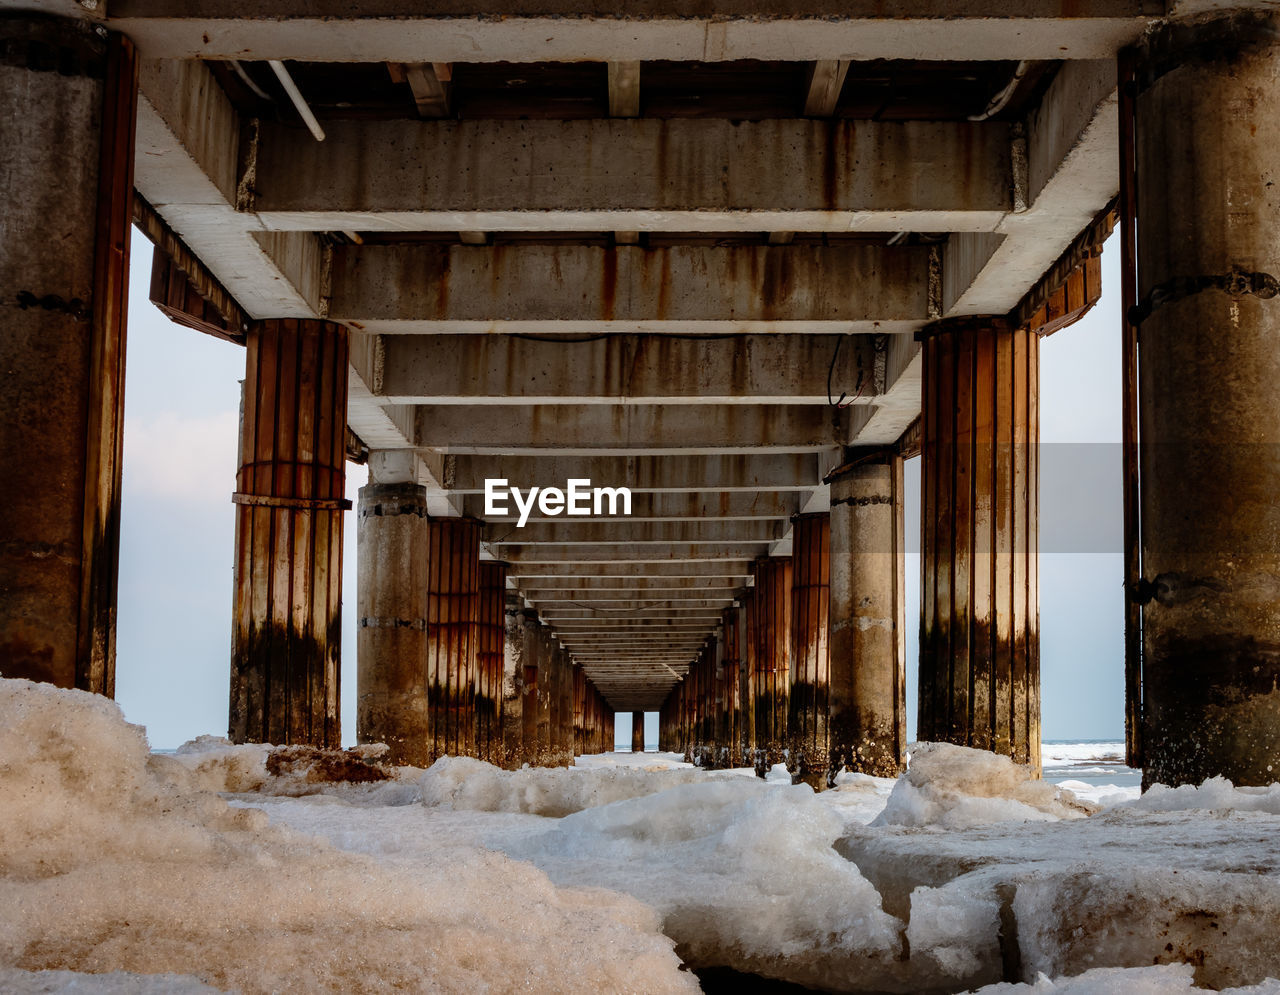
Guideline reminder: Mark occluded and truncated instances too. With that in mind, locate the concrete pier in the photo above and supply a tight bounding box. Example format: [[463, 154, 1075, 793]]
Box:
[[631, 710, 645, 753], [230, 319, 348, 747], [788, 513, 831, 788], [918, 318, 1040, 771], [1135, 12, 1280, 787], [498, 594, 530, 769], [737, 588, 758, 769], [0, 16, 136, 694], [425, 517, 481, 762], [356, 480, 430, 764], [476, 562, 507, 763], [720, 607, 742, 769], [751, 556, 793, 776], [827, 454, 907, 778]]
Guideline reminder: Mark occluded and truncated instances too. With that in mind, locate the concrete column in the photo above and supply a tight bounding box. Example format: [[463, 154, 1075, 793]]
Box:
[[519, 609, 542, 763], [721, 606, 742, 768], [605, 708, 615, 752], [230, 318, 348, 747], [498, 593, 528, 769], [425, 517, 480, 762], [828, 454, 908, 779], [631, 710, 645, 753], [919, 317, 1040, 770], [1135, 13, 1280, 787], [535, 626, 554, 764], [738, 587, 757, 768], [0, 17, 136, 694], [573, 664, 585, 757], [475, 561, 507, 763], [556, 643, 574, 766], [356, 480, 430, 764], [788, 513, 831, 789], [751, 556, 793, 775]]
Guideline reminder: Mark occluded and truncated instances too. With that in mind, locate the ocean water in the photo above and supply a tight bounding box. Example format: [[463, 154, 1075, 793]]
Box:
[[1041, 739, 1142, 793]]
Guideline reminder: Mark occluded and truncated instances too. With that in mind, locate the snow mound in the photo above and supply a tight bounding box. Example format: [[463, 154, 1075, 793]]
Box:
[[503, 778, 911, 991], [1123, 777, 1280, 815], [0, 967, 227, 993], [420, 754, 715, 816], [873, 742, 1098, 829], [971, 963, 1280, 993], [0, 677, 698, 994]]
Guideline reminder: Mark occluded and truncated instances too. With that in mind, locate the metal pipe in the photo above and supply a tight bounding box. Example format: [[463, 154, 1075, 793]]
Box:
[[969, 60, 1031, 122], [268, 59, 325, 142]]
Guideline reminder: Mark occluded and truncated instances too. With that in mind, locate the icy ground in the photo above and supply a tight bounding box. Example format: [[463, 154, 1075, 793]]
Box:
[[4, 679, 1280, 994]]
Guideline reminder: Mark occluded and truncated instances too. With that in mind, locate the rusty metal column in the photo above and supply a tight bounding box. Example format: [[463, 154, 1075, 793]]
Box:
[[1134, 14, 1280, 787], [721, 606, 741, 768], [356, 479, 429, 764], [919, 317, 1040, 771], [573, 664, 584, 757], [751, 557, 793, 775], [738, 587, 757, 769], [475, 561, 507, 763], [498, 594, 529, 769], [535, 626, 554, 764], [230, 318, 348, 747], [788, 513, 831, 788], [0, 17, 136, 693], [425, 518, 481, 761], [828, 454, 907, 779], [519, 609, 542, 764], [556, 643, 574, 766]]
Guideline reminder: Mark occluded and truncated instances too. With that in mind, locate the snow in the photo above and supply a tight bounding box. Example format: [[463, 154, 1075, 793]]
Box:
[[6, 675, 1280, 994]]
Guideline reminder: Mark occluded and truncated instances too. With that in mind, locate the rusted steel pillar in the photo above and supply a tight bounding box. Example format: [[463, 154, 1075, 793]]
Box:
[[230, 318, 348, 747], [721, 606, 742, 768], [788, 513, 832, 789], [497, 594, 529, 768], [919, 317, 1040, 771], [356, 479, 429, 763], [751, 557, 793, 775], [425, 518, 481, 761], [475, 561, 507, 763], [1133, 14, 1280, 787], [631, 710, 645, 753], [828, 453, 908, 779], [0, 18, 136, 694], [738, 589, 756, 768]]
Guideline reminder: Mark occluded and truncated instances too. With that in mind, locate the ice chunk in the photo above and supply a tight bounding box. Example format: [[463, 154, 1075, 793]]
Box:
[[0, 967, 227, 993], [1122, 777, 1280, 815], [873, 743, 1098, 829]]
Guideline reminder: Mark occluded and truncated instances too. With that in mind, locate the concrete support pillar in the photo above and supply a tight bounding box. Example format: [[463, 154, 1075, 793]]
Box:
[[498, 594, 529, 769], [519, 609, 543, 763], [573, 664, 584, 757], [356, 480, 430, 764], [721, 606, 742, 768], [828, 454, 908, 779], [535, 626, 554, 764], [555, 643, 573, 766], [750, 556, 793, 775], [631, 710, 645, 753], [425, 517, 480, 761], [0, 17, 136, 693], [230, 318, 348, 747], [605, 708, 615, 752], [476, 562, 507, 763], [919, 317, 1040, 770], [788, 513, 831, 788], [1134, 13, 1280, 787]]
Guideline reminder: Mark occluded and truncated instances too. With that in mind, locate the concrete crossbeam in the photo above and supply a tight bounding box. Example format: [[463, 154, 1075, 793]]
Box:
[[469, 490, 801, 522], [367, 332, 882, 404], [507, 562, 754, 579], [252, 118, 1008, 234], [415, 404, 855, 454], [486, 520, 783, 546], [448, 454, 825, 494], [520, 588, 739, 601], [515, 576, 740, 590], [112, 3, 1155, 64], [494, 543, 769, 563], [535, 601, 732, 613], [336, 243, 928, 334]]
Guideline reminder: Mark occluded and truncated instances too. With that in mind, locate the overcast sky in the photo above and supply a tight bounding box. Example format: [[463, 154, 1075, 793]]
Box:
[[114, 231, 1123, 750]]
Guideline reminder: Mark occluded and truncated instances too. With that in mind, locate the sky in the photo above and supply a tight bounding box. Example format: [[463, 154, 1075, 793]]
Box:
[[115, 229, 1123, 750]]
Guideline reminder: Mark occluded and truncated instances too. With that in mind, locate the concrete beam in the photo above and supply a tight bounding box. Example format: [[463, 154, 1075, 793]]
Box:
[[335, 243, 930, 334], [415, 404, 856, 454], [252, 118, 1010, 234], [110, 3, 1157, 63], [519, 584, 740, 598], [486, 520, 783, 546], [469, 490, 801, 521], [499, 544, 768, 563], [507, 561, 753, 579], [448, 453, 825, 494], [369, 333, 881, 405], [536, 603, 732, 615]]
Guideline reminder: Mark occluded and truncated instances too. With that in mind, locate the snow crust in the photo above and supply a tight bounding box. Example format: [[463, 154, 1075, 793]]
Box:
[[0, 678, 697, 994], [972, 963, 1280, 993]]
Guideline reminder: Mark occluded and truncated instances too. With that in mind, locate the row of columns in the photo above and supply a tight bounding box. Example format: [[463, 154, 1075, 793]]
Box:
[[660, 320, 1039, 787], [5, 10, 1280, 789]]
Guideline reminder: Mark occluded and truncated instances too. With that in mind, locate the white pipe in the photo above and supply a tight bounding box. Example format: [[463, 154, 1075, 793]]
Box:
[[268, 59, 325, 142], [969, 60, 1031, 122]]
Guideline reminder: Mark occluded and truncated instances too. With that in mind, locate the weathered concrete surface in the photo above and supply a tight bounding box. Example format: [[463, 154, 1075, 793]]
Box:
[[787, 513, 830, 789], [1135, 11, 1280, 788], [257, 118, 1008, 233], [356, 481, 431, 765], [469, 490, 802, 522], [497, 594, 529, 769], [631, 710, 645, 752], [335, 244, 929, 334], [372, 333, 881, 405], [750, 556, 792, 775], [486, 520, 783, 546], [110, 2, 1156, 65], [0, 15, 128, 695], [424, 517, 481, 762], [918, 318, 1040, 772], [476, 561, 507, 763], [827, 454, 907, 779], [230, 319, 348, 748], [497, 543, 769, 563]]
